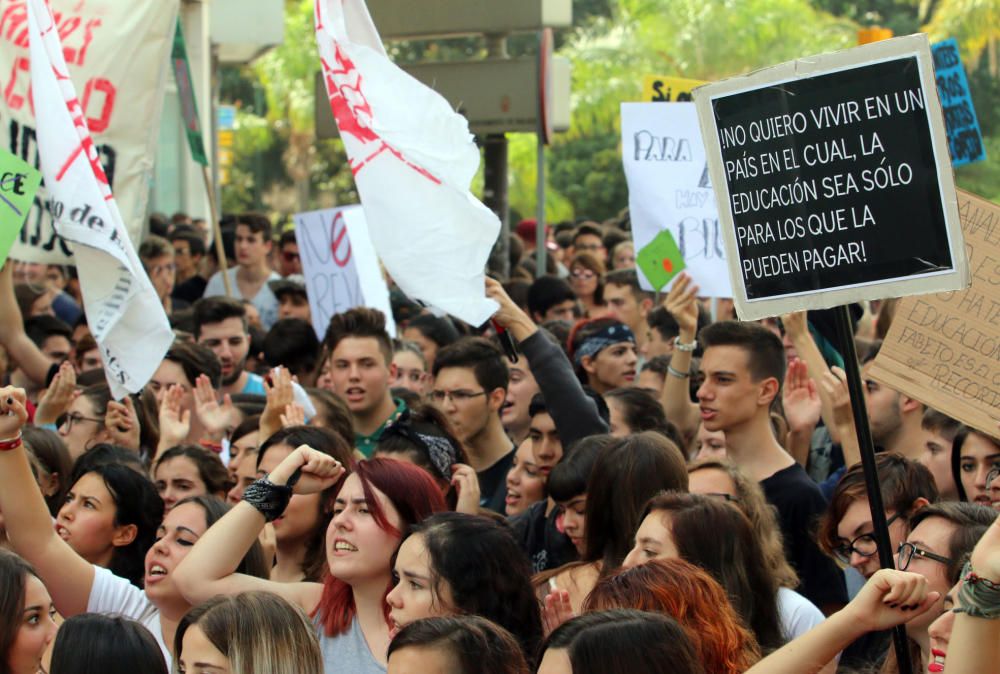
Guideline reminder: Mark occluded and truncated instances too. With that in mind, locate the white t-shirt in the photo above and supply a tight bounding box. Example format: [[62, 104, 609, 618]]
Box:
[[777, 586, 825, 640], [87, 565, 169, 666], [204, 267, 281, 330]]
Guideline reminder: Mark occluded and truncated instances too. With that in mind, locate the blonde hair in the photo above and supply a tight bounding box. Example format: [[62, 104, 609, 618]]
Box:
[[687, 459, 799, 589], [174, 592, 322, 674]]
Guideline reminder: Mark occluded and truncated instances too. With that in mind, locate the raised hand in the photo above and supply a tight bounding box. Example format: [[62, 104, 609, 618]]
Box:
[[845, 569, 939, 633], [280, 402, 306, 429], [158, 384, 191, 450], [34, 361, 78, 426], [782, 358, 821, 434], [0, 386, 29, 439], [451, 463, 481, 515], [542, 588, 576, 636], [268, 445, 345, 494], [664, 273, 700, 336], [970, 512, 1000, 584], [193, 374, 239, 441], [261, 367, 294, 440], [105, 396, 141, 451]]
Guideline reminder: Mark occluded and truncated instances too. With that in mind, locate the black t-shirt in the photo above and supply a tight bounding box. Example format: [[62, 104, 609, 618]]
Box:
[[173, 275, 208, 304], [477, 447, 515, 514], [508, 500, 579, 574], [761, 463, 847, 609]]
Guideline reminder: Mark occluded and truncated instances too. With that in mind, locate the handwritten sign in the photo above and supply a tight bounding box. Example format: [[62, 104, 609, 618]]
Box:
[[932, 38, 985, 167], [621, 102, 732, 297], [869, 191, 1000, 435], [0, 0, 177, 263], [642, 75, 707, 103], [0, 149, 42, 266], [294, 205, 396, 339], [695, 34, 968, 320]]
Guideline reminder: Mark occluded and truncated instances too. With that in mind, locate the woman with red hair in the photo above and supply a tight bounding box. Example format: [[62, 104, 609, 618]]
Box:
[[583, 558, 760, 674], [174, 448, 447, 673]]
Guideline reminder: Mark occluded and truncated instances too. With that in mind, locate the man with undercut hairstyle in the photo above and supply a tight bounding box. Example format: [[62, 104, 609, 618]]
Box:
[[323, 307, 404, 457], [431, 337, 513, 513]]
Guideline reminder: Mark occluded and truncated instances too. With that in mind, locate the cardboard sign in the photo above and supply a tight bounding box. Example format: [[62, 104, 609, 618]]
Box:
[[636, 229, 686, 291], [694, 34, 969, 320], [869, 190, 1000, 435], [932, 38, 986, 167], [621, 102, 733, 298], [0, 149, 43, 267], [0, 0, 178, 264], [294, 205, 397, 339], [642, 75, 707, 103]]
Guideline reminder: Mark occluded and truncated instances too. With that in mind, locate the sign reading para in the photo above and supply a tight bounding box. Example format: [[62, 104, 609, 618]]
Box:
[[294, 205, 396, 340], [694, 34, 968, 320], [621, 102, 732, 298], [642, 75, 707, 103], [868, 190, 1000, 435], [0, 148, 42, 266], [932, 38, 986, 167]]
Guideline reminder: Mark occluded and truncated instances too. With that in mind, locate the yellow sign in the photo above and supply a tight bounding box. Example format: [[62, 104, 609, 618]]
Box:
[[218, 130, 234, 148], [858, 27, 893, 45], [642, 75, 707, 103]]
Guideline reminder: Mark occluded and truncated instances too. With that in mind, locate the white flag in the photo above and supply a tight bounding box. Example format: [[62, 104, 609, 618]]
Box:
[[314, 0, 500, 326], [28, 0, 173, 399]]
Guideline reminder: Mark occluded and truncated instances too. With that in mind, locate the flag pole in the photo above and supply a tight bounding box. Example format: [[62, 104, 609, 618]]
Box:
[[200, 165, 232, 297]]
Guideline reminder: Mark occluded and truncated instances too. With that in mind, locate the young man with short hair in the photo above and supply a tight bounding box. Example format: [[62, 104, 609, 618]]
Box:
[[149, 340, 223, 451], [138, 235, 184, 314], [203, 213, 280, 329], [502, 350, 541, 446], [324, 307, 404, 457], [431, 337, 513, 513], [695, 318, 847, 612], [263, 318, 320, 387], [862, 344, 926, 460], [918, 409, 962, 501], [269, 275, 311, 323], [526, 276, 578, 324], [571, 222, 607, 263], [193, 297, 265, 397], [277, 230, 302, 277], [171, 225, 210, 304], [603, 269, 654, 356]]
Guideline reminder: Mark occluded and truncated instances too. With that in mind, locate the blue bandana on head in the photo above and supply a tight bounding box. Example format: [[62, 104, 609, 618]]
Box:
[[574, 323, 636, 366]]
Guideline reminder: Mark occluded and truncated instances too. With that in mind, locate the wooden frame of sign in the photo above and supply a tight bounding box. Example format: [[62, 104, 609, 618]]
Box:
[[694, 34, 969, 321]]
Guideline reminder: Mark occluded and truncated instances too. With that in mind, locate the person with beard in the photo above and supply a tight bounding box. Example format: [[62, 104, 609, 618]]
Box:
[[430, 338, 513, 513]]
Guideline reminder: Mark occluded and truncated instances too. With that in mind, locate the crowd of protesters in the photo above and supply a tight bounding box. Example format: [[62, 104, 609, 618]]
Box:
[[0, 211, 998, 674]]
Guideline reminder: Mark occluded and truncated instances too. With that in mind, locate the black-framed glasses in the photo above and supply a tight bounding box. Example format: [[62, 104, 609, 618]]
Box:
[[59, 413, 104, 432], [833, 512, 902, 564], [429, 389, 487, 404], [897, 541, 954, 571]]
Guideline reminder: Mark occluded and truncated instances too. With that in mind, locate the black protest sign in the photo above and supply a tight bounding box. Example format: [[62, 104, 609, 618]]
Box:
[[695, 35, 968, 320]]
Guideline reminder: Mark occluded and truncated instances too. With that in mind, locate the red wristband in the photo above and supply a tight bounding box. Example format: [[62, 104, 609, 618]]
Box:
[[0, 433, 23, 451]]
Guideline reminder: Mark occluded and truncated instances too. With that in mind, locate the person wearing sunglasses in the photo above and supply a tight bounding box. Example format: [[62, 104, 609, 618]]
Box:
[[277, 230, 303, 277]]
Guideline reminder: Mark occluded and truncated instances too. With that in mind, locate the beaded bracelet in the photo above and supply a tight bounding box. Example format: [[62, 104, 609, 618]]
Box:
[[956, 561, 1000, 620]]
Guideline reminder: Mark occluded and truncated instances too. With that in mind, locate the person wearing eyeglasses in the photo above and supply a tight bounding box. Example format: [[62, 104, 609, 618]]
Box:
[[816, 454, 938, 672], [430, 337, 513, 514], [139, 235, 186, 315], [888, 502, 997, 673], [567, 253, 606, 319]]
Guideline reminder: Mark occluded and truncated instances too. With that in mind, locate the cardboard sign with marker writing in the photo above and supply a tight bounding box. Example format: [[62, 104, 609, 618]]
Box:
[[694, 34, 969, 320], [868, 190, 1000, 436], [0, 150, 43, 267]]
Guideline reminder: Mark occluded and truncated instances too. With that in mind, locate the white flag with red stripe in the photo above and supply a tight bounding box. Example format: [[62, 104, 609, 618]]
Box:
[[314, 0, 500, 326], [28, 0, 172, 398]]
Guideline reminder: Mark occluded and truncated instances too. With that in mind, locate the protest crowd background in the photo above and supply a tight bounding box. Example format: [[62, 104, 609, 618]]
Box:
[[1, 1, 1000, 674]]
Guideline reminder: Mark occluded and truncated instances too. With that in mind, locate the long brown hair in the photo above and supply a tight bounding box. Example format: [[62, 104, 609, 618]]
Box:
[[0, 550, 40, 674]]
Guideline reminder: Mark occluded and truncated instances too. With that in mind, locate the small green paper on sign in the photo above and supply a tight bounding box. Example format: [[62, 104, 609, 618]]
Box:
[[637, 229, 686, 291], [0, 149, 42, 268]]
